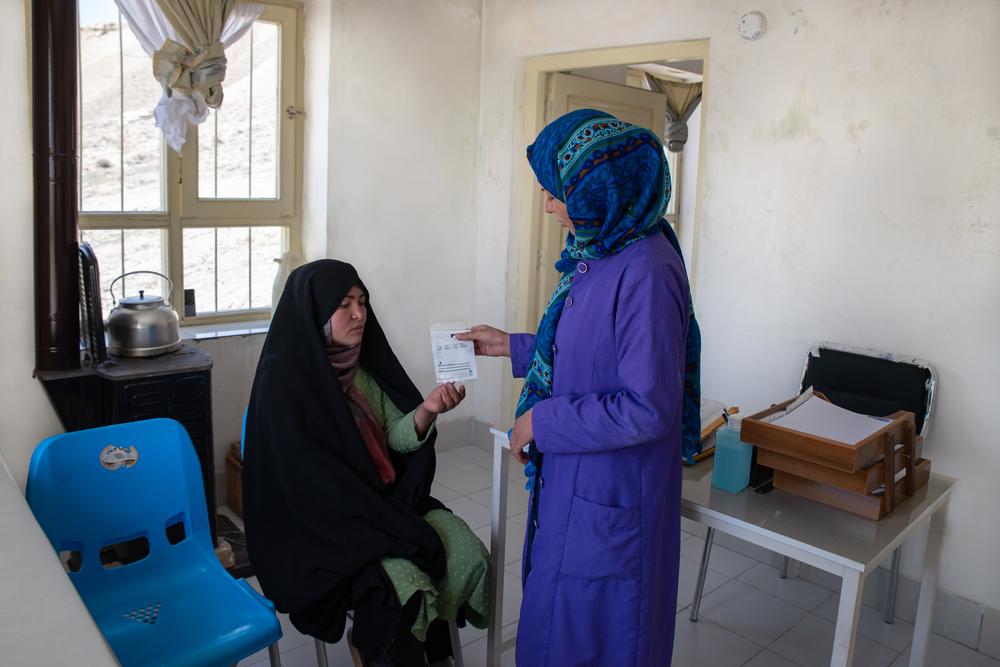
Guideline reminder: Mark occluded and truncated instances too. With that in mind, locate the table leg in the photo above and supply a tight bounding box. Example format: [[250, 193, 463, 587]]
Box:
[[487, 433, 510, 667], [689, 527, 715, 622], [909, 500, 949, 667], [831, 569, 864, 667]]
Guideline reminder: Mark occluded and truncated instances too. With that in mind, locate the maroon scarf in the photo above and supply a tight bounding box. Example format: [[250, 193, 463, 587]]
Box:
[[326, 343, 396, 485]]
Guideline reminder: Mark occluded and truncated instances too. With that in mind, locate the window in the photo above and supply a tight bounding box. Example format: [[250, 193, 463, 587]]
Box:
[[78, 0, 302, 322]]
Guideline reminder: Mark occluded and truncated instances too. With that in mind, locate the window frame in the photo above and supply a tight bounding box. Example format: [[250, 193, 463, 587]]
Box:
[[78, 1, 304, 325]]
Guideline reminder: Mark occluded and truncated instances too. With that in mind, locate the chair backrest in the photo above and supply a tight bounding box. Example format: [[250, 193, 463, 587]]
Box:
[[26, 418, 212, 589], [241, 407, 248, 459], [798, 343, 937, 437]]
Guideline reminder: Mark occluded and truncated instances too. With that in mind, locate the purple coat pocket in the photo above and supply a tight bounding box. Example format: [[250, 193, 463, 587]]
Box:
[[560, 495, 641, 579]]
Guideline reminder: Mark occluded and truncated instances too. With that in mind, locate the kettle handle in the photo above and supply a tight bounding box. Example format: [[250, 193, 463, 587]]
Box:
[[109, 271, 174, 307]]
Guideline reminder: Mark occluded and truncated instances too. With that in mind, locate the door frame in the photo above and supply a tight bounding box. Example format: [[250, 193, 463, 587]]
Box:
[[504, 40, 711, 421]]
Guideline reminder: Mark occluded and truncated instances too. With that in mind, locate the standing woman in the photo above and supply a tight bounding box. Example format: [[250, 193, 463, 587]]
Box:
[[460, 109, 701, 666]]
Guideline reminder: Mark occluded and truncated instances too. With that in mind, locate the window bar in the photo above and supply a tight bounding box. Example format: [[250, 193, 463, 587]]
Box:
[[119, 230, 126, 298], [213, 112, 219, 198], [213, 227, 219, 313], [248, 227, 254, 308], [118, 10, 125, 212], [248, 26, 255, 198]]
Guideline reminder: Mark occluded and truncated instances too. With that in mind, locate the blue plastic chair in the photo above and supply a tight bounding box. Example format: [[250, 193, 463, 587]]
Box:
[[26, 418, 282, 667]]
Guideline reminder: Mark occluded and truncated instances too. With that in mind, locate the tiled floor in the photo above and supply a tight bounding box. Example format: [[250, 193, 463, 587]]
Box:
[[235, 447, 1000, 667]]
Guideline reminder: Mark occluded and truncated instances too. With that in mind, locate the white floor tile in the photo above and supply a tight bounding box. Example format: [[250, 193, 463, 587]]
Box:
[[498, 566, 523, 627], [981, 606, 1000, 661], [738, 562, 834, 612], [680, 537, 757, 578], [887, 652, 908, 667], [443, 496, 493, 530], [473, 520, 525, 566], [680, 517, 709, 539], [458, 618, 487, 647], [770, 614, 900, 667], [457, 623, 518, 667], [901, 632, 1000, 667], [432, 481, 462, 502], [466, 484, 531, 517], [676, 556, 729, 612], [450, 444, 493, 469], [435, 459, 493, 495], [699, 579, 807, 646], [284, 638, 358, 667], [671, 611, 762, 667], [814, 596, 914, 652], [742, 648, 802, 667]]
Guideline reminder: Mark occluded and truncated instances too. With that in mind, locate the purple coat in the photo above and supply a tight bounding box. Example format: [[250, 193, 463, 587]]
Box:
[[511, 233, 688, 666]]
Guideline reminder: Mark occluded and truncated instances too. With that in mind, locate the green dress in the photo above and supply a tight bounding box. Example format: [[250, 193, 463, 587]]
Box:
[[352, 368, 492, 641]]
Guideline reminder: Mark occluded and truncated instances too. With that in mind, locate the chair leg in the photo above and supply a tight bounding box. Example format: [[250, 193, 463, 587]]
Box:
[[448, 619, 465, 667], [883, 547, 901, 624], [267, 642, 282, 667], [689, 527, 715, 622], [314, 638, 329, 667], [780, 556, 791, 579]]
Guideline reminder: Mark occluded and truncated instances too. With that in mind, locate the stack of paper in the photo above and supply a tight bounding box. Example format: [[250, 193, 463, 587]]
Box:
[[767, 394, 891, 446]]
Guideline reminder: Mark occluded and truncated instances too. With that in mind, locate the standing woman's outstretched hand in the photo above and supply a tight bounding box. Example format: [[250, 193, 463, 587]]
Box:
[[454, 325, 511, 358]]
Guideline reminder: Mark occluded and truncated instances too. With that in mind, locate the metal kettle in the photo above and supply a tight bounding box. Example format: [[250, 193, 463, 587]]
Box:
[[106, 271, 181, 358]]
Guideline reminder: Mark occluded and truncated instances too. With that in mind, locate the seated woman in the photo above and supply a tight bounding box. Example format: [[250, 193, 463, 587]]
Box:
[[243, 260, 491, 667]]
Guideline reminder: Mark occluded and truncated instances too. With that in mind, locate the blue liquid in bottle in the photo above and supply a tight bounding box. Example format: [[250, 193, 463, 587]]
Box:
[[712, 415, 753, 493]]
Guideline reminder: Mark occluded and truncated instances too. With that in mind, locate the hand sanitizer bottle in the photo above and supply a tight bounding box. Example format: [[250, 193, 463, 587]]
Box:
[[712, 414, 753, 493]]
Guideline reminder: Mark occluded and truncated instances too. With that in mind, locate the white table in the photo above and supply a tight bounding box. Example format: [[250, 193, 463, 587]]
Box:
[[0, 459, 118, 666], [487, 428, 956, 667]]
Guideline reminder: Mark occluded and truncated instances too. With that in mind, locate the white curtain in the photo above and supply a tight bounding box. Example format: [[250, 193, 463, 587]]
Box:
[[114, 0, 264, 152], [647, 77, 703, 153]]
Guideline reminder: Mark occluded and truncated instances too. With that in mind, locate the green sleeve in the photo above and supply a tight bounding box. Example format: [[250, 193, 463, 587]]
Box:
[[354, 368, 434, 453]]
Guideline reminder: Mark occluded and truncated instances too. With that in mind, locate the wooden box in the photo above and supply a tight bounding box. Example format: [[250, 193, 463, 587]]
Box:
[[774, 459, 931, 520], [740, 395, 925, 519], [225, 442, 244, 518]]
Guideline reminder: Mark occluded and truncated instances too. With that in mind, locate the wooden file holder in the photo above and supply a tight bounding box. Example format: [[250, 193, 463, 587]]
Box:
[[740, 395, 921, 517]]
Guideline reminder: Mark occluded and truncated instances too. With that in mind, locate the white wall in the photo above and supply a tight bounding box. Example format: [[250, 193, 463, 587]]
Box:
[[0, 0, 65, 489], [301, 0, 331, 262], [474, 0, 1000, 609], [323, 0, 483, 444]]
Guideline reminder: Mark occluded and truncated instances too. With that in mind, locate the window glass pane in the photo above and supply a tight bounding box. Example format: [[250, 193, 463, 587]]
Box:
[[121, 24, 164, 211], [80, 1, 123, 212], [208, 39, 252, 198], [122, 229, 169, 305], [250, 227, 283, 309], [198, 22, 280, 201], [81, 228, 166, 317], [79, 0, 165, 213], [183, 226, 285, 315], [197, 115, 218, 199], [217, 227, 251, 311], [183, 228, 217, 314], [250, 23, 279, 199]]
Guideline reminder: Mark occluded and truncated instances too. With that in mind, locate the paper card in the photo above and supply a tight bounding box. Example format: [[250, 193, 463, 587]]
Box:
[[430, 323, 478, 384]]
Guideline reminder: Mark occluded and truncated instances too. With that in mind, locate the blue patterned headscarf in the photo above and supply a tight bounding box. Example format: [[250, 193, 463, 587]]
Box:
[[519, 109, 703, 471]]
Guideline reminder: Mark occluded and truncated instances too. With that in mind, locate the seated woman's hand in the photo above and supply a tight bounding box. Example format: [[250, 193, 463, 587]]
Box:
[[454, 325, 510, 358], [422, 383, 466, 415], [414, 383, 466, 439]]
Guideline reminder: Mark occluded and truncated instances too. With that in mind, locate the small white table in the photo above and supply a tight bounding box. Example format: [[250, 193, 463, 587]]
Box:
[[487, 428, 956, 667]]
